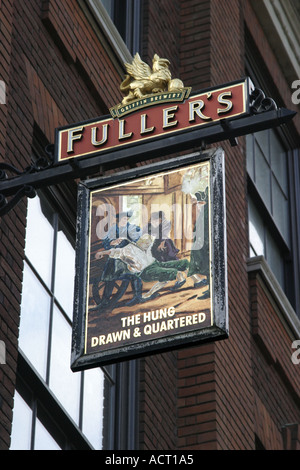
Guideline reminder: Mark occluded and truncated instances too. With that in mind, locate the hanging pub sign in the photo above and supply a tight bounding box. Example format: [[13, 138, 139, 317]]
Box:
[[69, 52, 295, 370], [55, 53, 253, 164], [71, 147, 228, 370]]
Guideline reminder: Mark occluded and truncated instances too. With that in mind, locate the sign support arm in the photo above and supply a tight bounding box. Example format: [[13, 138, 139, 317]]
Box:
[[0, 107, 295, 216]]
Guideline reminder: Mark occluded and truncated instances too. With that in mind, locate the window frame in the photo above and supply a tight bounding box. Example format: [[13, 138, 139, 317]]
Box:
[[110, 0, 142, 55], [247, 129, 300, 315], [286, 147, 300, 315], [14, 188, 105, 449], [245, 28, 300, 317], [14, 352, 92, 450], [83, 0, 134, 64]]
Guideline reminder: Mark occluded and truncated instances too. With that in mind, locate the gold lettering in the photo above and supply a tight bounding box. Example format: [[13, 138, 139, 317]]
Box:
[[163, 106, 178, 128], [91, 124, 108, 146], [217, 92, 233, 114], [119, 119, 133, 140], [189, 100, 211, 121], [67, 126, 84, 153], [140, 114, 155, 134]]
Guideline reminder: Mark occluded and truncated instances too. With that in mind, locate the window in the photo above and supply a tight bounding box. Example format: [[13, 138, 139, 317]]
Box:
[[85, 0, 141, 60], [101, 0, 141, 54], [247, 129, 289, 245], [246, 123, 300, 317], [11, 189, 139, 449], [246, 32, 300, 317], [11, 194, 105, 450], [247, 129, 289, 288]]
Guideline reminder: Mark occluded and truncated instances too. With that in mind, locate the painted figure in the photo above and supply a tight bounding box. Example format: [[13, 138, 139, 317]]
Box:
[[181, 165, 210, 297], [147, 211, 179, 262], [96, 210, 142, 307], [96, 234, 189, 303]]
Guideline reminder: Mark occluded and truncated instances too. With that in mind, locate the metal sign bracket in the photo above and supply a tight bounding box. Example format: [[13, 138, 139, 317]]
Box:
[[0, 86, 296, 217]]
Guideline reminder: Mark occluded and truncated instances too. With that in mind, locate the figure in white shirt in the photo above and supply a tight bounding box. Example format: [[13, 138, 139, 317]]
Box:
[[96, 234, 189, 302]]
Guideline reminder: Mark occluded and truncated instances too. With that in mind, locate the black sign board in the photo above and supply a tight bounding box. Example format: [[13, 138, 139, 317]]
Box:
[[71, 148, 228, 370]]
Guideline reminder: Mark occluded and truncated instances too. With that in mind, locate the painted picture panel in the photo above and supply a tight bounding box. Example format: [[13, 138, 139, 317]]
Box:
[[71, 148, 228, 370]]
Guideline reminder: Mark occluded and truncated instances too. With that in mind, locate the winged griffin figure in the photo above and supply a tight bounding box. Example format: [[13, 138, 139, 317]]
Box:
[[120, 53, 185, 105]]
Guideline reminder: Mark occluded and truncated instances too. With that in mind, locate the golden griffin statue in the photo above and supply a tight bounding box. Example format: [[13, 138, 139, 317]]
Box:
[[120, 53, 186, 105]]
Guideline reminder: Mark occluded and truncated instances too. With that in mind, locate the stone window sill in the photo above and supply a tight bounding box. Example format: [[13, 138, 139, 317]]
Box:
[[247, 255, 300, 339]]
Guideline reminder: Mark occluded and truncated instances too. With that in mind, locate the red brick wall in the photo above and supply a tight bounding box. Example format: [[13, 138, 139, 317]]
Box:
[[0, 0, 13, 162], [0, 0, 21, 450], [0, 0, 183, 450], [179, 0, 211, 91], [249, 270, 300, 449], [142, 0, 180, 77], [177, 343, 218, 450], [244, 0, 300, 135], [0, 0, 299, 451], [176, 0, 300, 451], [210, 0, 256, 450]]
